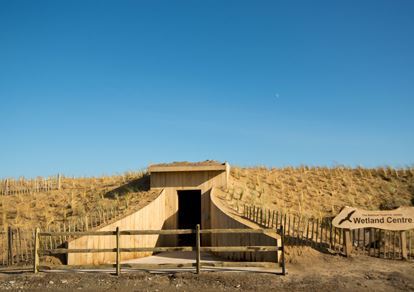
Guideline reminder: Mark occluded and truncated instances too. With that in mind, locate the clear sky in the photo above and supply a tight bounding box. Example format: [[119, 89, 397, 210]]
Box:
[[1, 0, 413, 178]]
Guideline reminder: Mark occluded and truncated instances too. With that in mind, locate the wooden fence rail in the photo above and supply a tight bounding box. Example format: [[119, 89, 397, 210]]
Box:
[[34, 225, 286, 275], [243, 203, 414, 261]]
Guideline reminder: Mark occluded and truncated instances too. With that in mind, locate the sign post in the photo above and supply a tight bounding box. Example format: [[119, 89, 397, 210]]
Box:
[[343, 229, 352, 257], [401, 231, 407, 260]]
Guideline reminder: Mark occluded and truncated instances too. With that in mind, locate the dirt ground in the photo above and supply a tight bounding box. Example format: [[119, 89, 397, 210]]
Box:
[[0, 253, 413, 291]]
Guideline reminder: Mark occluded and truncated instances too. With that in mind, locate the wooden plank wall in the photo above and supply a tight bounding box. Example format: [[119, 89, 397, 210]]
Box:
[[68, 189, 166, 265], [151, 170, 228, 245], [210, 188, 280, 262]]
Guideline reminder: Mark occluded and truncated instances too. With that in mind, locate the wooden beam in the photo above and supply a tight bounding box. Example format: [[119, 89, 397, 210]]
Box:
[[200, 246, 279, 252], [200, 228, 274, 234], [121, 229, 194, 235], [7, 227, 13, 266], [344, 229, 352, 257], [149, 165, 227, 173], [33, 228, 39, 273], [116, 227, 120, 275], [43, 245, 281, 255], [42, 248, 115, 254], [40, 262, 279, 270], [201, 261, 278, 268], [281, 225, 286, 276], [39, 231, 115, 237], [196, 224, 201, 274], [40, 228, 275, 237], [401, 231, 408, 260]]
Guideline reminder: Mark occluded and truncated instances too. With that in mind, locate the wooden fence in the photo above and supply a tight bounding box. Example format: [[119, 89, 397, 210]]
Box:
[[34, 225, 286, 275], [243, 204, 414, 260], [348, 228, 413, 259], [0, 228, 34, 266], [0, 175, 61, 195], [0, 202, 135, 266]]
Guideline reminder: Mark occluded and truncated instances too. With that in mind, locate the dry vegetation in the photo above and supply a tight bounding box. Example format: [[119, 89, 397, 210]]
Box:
[[2, 165, 414, 231], [0, 171, 159, 231], [222, 166, 414, 219]]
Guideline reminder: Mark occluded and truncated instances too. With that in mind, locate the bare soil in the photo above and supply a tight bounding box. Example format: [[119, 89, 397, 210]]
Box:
[[0, 254, 413, 291]]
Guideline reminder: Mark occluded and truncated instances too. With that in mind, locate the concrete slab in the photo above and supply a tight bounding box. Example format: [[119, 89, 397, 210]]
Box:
[[122, 252, 283, 274], [123, 251, 220, 264]]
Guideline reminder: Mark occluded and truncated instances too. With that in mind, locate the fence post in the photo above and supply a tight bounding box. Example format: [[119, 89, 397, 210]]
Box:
[[116, 227, 121, 275], [7, 226, 13, 265], [5, 179, 9, 195], [315, 218, 319, 245], [344, 229, 352, 257], [401, 231, 407, 260], [57, 174, 61, 190], [280, 225, 286, 275], [196, 224, 201, 274], [368, 228, 374, 256], [33, 228, 39, 273]]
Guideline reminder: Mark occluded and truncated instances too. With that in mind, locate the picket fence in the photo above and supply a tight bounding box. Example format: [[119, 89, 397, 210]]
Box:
[[0, 175, 61, 195], [243, 204, 414, 260]]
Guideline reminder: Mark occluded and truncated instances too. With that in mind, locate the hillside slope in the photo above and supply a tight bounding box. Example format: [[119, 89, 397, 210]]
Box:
[[222, 166, 414, 218], [1, 166, 413, 230], [0, 171, 158, 230]]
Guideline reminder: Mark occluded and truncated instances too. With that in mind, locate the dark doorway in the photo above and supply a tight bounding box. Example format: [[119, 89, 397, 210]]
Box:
[[177, 190, 201, 246]]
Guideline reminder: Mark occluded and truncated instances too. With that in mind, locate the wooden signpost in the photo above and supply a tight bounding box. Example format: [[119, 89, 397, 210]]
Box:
[[332, 206, 414, 258]]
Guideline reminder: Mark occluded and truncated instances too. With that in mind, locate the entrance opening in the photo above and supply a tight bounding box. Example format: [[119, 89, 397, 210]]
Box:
[[177, 190, 201, 246]]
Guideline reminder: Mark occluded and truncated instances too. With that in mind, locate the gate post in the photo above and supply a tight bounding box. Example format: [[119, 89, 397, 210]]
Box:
[[33, 228, 40, 273], [116, 227, 121, 275], [196, 224, 201, 274], [280, 225, 286, 275]]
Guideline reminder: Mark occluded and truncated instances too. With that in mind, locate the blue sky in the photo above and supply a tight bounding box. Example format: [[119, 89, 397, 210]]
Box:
[[1, 0, 413, 178]]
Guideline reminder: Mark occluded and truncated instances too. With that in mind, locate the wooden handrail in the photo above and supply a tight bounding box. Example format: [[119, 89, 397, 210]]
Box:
[[200, 246, 279, 252], [200, 228, 275, 234], [121, 229, 194, 235], [40, 245, 281, 255], [39, 231, 116, 237], [38, 228, 275, 237]]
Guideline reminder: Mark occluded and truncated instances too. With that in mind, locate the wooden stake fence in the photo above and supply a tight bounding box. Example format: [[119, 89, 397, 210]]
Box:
[[0, 175, 61, 195], [242, 203, 414, 260]]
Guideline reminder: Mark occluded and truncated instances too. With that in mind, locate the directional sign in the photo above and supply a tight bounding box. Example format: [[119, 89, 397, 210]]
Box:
[[332, 206, 414, 230]]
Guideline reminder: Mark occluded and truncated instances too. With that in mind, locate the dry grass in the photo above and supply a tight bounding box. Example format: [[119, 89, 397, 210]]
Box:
[[0, 170, 159, 230], [2, 165, 413, 231], [222, 166, 414, 218]]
